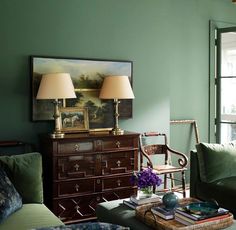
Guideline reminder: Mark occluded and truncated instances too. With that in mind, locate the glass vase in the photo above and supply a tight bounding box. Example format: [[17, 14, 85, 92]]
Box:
[[140, 186, 153, 198]]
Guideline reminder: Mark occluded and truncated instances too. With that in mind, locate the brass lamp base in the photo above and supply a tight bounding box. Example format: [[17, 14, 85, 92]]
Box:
[[50, 132, 65, 139], [112, 128, 124, 135]]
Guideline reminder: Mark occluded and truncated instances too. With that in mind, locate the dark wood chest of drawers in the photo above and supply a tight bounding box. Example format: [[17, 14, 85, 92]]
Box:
[[40, 131, 139, 224]]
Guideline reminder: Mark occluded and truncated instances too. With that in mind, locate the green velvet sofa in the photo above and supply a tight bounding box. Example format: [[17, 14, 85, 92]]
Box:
[[0, 152, 63, 230], [190, 142, 236, 216]]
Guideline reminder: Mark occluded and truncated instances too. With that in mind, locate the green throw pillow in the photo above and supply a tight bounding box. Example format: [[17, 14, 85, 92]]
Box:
[[0, 152, 43, 204], [196, 141, 236, 183]]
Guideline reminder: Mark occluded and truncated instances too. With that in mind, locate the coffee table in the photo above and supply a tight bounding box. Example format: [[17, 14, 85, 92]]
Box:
[[96, 199, 236, 230]]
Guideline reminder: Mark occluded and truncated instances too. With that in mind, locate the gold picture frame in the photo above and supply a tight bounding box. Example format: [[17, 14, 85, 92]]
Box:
[[60, 107, 89, 133]]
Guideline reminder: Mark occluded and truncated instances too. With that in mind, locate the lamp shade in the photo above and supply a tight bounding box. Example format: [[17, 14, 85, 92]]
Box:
[[36, 73, 76, 99], [99, 75, 134, 99]]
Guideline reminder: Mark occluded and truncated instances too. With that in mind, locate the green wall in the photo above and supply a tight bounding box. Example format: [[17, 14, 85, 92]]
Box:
[[1, 0, 236, 158]]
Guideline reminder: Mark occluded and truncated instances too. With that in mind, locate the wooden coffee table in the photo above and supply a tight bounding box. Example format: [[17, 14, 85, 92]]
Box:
[[96, 198, 236, 230], [136, 197, 233, 230]]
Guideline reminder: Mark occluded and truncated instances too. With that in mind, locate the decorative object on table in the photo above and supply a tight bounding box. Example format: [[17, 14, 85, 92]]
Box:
[[139, 132, 188, 197], [31, 56, 133, 131], [151, 204, 175, 220], [135, 197, 234, 230], [130, 167, 162, 197], [60, 107, 89, 133], [36, 73, 76, 138], [162, 191, 179, 210], [99, 75, 134, 135], [175, 201, 229, 222]]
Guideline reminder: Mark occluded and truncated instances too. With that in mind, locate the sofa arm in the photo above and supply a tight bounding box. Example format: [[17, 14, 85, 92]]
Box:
[[190, 150, 201, 198]]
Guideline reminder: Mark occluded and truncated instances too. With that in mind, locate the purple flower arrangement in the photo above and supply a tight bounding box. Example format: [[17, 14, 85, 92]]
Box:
[[130, 167, 162, 189]]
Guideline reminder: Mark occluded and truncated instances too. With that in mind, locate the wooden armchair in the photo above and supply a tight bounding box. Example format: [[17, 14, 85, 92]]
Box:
[[139, 132, 188, 197]]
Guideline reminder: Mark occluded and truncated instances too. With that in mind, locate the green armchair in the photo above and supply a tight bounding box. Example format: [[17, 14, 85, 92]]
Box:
[[190, 142, 236, 216]]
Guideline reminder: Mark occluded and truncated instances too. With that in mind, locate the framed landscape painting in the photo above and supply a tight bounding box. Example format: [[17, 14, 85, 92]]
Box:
[[31, 56, 133, 130]]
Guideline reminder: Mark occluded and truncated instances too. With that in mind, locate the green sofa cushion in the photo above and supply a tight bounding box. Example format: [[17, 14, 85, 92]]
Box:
[[0, 152, 43, 203], [196, 142, 236, 183], [0, 204, 63, 230]]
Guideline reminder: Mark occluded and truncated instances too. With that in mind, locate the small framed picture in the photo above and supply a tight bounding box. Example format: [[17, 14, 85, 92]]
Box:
[[60, 107, 89, 133]]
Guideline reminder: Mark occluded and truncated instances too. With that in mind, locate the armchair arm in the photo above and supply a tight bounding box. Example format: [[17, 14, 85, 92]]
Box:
[[166, 145, 188, 168]]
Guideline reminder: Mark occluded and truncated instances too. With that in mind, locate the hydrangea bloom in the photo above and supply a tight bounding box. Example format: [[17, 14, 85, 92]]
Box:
[[130, 167, 162, 189]]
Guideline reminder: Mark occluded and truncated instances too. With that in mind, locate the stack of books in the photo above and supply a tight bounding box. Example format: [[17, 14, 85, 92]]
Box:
[[151, 205, 175, 220], [175, 206, 230, 226], [123, 193, 160, 209]]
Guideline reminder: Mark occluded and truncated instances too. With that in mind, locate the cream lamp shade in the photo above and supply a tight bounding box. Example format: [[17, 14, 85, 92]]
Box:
[[99, 75, 134, 99], [99, 75, 134, 135], [36, 73, 76, 99], [36, 73, 76, 138]]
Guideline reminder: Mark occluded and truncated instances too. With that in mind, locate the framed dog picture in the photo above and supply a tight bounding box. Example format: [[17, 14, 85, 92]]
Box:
[[60, 107, 89, 133]]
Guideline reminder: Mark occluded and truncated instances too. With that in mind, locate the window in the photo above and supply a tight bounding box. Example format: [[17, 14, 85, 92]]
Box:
[[216, 28, 236, 143]]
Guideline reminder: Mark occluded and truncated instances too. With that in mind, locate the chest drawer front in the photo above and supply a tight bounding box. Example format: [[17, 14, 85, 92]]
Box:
[[56, 179, 95, 196], [58, 141, 93, 154], [103, 175, 131, 191], [102, 138, 133, 150], [101, 151, 135, 175], [57, 154, 96, 179], [102, 175, 132, 190]]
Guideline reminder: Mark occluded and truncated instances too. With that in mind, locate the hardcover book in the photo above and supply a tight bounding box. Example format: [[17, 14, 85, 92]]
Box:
[[151, 205, 174, 220], [123, 200, 139, 209], [130, 193, 160, 205], [175, 212, 230, 225]]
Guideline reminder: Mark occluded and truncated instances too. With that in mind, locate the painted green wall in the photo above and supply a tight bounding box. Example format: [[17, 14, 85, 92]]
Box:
[[1, 0, 236, 159]]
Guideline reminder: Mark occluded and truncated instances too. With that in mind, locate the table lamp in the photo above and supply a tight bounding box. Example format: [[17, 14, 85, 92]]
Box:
[[99, 75, 134, 135], [36, 73, 76, 138]]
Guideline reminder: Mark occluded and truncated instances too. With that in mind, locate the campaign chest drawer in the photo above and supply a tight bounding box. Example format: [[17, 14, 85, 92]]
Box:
[[57, 141, 94, 154], [55, 179, 95, 196], [56, 154, 97, 179], [102, 138, 134, 150]]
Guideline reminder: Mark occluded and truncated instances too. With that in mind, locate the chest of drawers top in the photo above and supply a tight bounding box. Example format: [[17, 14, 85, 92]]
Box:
[[42, 131, 139, 156]]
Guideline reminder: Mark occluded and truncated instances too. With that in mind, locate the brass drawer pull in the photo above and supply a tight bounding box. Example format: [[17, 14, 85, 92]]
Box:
[[75, 144, 80, 151], [96, 196, 100, 202], [116, 141, 120, 148], [116, 160, 121, 167], [117, 179, 121, 187], [74, 164, 80, 171], [97, 179, 101, 184], [75, 184, 80, 192]]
